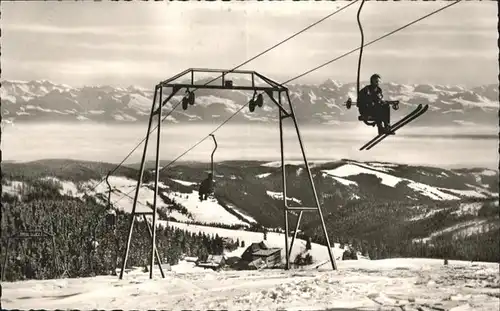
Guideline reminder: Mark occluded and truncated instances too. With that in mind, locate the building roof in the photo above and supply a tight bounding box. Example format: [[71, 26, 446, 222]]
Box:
[[252, 248, 281, 257], [247, 242, 262, 253], [206, 255, 225, 262], [196, 254, 226, 268], [259, 241, 271, 250]]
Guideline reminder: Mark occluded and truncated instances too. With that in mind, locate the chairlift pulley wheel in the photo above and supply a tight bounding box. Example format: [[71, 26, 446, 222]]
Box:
[[249, 92, 263, 112], [346, 98, 352, 110], [188, 91, 195, 105], [256, 94, 264, 107], [249, 101, 256, 112], [182, 90, 195, 110]]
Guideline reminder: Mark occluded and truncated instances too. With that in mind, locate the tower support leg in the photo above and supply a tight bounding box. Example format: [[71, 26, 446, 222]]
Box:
[[282, 91, 337, 271], [278, 103, 290, 270], [150, 87, 163, 279], [118, 86, 181, 279], [119, 86, 159, 280]]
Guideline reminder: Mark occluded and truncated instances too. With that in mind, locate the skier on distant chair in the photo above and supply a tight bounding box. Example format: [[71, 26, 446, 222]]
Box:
[[198, 173, 214, 201], [358, 74, 395, 135]]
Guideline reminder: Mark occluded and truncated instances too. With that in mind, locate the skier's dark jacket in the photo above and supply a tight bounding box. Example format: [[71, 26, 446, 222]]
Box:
[[199, 176, 214, 195], [358, 85, 383, 115]]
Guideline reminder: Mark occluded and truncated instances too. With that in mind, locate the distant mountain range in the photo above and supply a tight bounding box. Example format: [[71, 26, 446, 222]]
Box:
[[1, 79, 498, 127]]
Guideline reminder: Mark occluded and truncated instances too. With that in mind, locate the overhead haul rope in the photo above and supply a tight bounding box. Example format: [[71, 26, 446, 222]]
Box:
[[285, 0, 461, 83], [189, 1, 359, 93], [356, 0, 366, 98], [113, 0, 461, 206], [85, 1, 359, 196]]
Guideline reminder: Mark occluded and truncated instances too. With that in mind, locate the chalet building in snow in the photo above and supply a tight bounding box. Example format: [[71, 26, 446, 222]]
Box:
[[241, 241, 282, 268], [196, 255, 226, 270]]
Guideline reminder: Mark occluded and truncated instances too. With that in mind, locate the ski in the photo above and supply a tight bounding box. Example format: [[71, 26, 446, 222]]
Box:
[[359, 104, 423, 151], [364, 104, 429, 151]]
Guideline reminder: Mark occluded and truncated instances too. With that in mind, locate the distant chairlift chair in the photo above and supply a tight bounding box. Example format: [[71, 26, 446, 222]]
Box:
[[199, 134, 217, 201]]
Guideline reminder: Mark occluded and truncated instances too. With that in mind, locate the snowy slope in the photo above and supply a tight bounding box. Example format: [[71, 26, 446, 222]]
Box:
[[161, 191, 250, 226], [26, 175, 255, 227], [3, 258, 499, 310], [319, 160, 494, 201]]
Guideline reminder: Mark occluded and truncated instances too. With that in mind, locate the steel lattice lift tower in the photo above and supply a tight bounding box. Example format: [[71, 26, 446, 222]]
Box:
[[118, 68, 337, 279]]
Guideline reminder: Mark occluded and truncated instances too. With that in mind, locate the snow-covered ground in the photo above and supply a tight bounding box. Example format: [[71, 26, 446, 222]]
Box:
[[261, 160, 331, 168], [266, 190, 303, 205], [3, 259, 499, 310], [256, 172, 272, 178], [255, 160, 495, 201], [321, 162, 492, 201], [413, 219, 495, 243], [161, 191, 250, 226], [1, 180, 26, 200], [21, 176, 256, 227]]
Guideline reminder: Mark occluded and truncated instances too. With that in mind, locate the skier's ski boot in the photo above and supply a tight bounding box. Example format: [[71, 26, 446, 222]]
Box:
[[384, 125, 395, 135]]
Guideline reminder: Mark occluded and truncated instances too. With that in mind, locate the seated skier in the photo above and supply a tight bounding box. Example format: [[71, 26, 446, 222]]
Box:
[[357, 73, 394, 135], [198, 173, 214, 201]]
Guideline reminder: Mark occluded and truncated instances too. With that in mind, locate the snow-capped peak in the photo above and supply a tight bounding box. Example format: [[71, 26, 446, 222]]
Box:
[[320, 78, 342, 89], [0, 79, 497, 127]]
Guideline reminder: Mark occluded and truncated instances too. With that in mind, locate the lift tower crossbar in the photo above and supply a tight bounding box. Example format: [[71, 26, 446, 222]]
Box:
[[118, 68, 337, 279]]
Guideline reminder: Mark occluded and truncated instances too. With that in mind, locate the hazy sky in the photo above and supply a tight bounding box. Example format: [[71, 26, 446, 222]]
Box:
[[2, 1, 497, 88]]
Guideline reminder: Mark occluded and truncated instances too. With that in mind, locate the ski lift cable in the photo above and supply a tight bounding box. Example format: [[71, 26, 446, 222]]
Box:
[[285, 0, 462, 84], [112, 0, 461, 205], [156, 0, 462, 172], [356, 0, 366, 99], [85, 1, 358, 195], [188, 0, 360, 93]]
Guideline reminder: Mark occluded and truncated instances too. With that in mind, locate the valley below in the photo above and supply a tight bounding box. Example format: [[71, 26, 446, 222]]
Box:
[[1, 157, 499, 310]]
